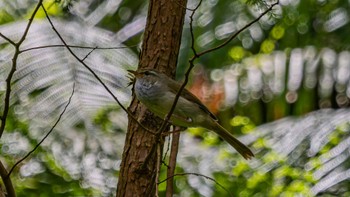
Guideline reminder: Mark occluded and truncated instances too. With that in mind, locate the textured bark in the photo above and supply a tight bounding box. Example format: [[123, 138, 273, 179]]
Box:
[[116, 0, 187, 196]]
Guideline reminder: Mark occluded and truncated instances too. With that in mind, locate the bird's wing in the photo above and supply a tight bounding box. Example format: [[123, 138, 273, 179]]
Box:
[[167, 78, 218, 121]]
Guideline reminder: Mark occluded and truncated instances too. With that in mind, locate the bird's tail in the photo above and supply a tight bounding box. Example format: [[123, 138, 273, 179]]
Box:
[[211, 122, 254, 160]]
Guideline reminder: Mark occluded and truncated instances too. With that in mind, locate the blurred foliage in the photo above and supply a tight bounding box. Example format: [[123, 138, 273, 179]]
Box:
[[182, 115, 315, 197], [1, 0, 350, 196]]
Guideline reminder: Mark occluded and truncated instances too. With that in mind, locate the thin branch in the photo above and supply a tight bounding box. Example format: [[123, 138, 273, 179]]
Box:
[[196, 0, 279, 57], [0, 0, 43, 138], [189, 0, 202, 57], [17, 4, 42, 46], [165, 127, 181, 197], [173, 0, 197, 11], [19, 44, 138, 54], [7, 83, 75, 177], [159, 172, 233, 197], [161, 160, 170, 169], [0, 161, 15, 197], [40, 4, 155, 135], [0, 32, 16, 46], [82, 46, 98, 61], [0, 2, 43, 196]]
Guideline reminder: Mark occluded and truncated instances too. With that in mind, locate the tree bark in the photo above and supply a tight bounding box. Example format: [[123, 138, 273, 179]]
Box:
[[116, 0, 187, 196]]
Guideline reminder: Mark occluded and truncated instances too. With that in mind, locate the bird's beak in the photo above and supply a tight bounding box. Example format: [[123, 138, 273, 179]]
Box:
[[127, 70, 141, 78]]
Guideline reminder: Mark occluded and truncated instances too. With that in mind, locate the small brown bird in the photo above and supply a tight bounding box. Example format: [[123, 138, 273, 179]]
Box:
[[128, 69, 254, 159]]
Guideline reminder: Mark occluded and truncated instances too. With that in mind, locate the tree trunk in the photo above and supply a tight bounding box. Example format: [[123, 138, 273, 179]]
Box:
[[116, 0, 187, 196]]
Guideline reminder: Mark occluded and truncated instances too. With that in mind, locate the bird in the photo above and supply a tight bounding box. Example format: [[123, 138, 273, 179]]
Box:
[[128, 69, 254, 159]]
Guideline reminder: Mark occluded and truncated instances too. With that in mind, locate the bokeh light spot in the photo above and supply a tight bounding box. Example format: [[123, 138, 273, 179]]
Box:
[[271, 25, 285, 40], [229, 46, 245, 61], [260, 39, 275, 53]]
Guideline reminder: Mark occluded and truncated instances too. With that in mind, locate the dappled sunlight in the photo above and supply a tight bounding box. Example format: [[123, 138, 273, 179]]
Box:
[[183, 47, 349, 123], [209, 48, 350, 116], [1, 0, 350, 196], [178, 109, 350, 196], [0, 19, 137, 127]]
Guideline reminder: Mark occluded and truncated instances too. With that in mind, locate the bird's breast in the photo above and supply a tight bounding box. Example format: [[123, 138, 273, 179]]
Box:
[[135, 80, 163, 101]]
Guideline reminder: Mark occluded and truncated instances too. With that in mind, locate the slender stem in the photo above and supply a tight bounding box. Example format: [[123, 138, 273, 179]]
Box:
[[7, 84, 75, 177], [165, 128, 181, 197], [0, 161, 15, 197], [0, 0, 43, 138], [196, 1, 279, 57], [82, 46, 98, 61], [19, 44, 137, 54], [0, 1, 44, 196], [0, 32, 16, 46], [160, 172, 233, 197]]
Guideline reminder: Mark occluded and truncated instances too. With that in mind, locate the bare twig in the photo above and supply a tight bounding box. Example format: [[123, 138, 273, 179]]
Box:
[[0, 32, 16, 46], [40, 4, 155, 135], [165, 127, 181, 197], [159, 172, 233, 197], [196, 0, 279, 57], [0, 161, 15, 197], [19, 44, 137, 54], [0, 1, 44, 196], [7, 83, 75, 177], [0, 0, 43, 139], [82, 46, 98, 61], [173, 0, 197, 11], [189, 0, 202, 56]]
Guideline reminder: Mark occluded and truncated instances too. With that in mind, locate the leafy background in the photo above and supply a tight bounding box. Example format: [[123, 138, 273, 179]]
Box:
[[1, 0, 350, 196]]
